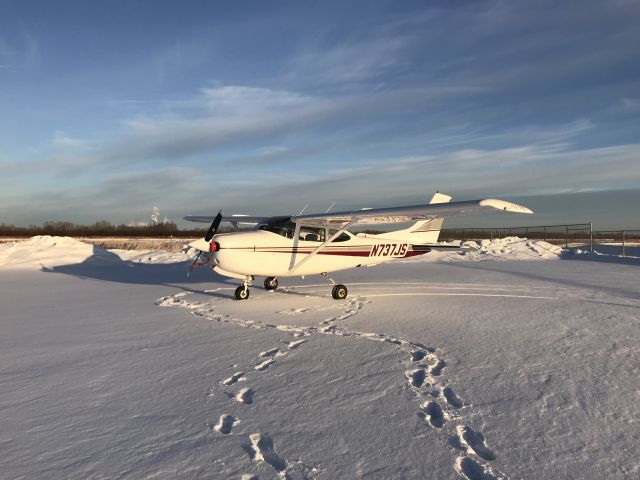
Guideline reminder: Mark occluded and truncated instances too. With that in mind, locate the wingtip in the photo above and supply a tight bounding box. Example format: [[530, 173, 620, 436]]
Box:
[[479, 199, 533, 214]]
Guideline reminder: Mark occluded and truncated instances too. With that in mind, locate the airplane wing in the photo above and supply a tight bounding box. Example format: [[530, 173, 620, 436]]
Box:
[[291, 198, 532, 228], [183, 214, 288, 224]]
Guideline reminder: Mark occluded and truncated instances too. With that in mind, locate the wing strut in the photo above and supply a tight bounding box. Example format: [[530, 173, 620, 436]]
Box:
[[288, 221, 355, 273]]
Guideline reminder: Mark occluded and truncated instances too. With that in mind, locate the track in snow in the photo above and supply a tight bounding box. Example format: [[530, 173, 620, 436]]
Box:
[[155, 280, 565, 478]]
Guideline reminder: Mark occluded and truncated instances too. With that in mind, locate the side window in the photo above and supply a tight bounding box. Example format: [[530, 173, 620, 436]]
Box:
[[299, 227, 325, 242], [260, 221, 295, 238], [330, 231, 351, 242]]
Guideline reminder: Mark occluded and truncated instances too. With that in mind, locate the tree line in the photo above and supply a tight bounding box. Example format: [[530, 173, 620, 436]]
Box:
[[0, 221, 223, 238]]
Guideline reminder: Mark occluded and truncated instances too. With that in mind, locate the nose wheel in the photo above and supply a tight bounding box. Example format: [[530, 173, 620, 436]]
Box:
[[234, 275, 252, 300], [235, 285, 250, 300]]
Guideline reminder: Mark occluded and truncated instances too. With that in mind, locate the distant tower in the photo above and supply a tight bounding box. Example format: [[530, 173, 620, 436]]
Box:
[[151, 206, 160, 226]]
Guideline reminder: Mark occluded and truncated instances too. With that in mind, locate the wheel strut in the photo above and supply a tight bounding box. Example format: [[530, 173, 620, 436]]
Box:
[[234, 276, 252, 300], [321, 272, 348, 300]]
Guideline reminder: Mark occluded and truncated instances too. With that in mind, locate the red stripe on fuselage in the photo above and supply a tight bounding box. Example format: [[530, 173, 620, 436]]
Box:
[[217, 246, 429, 258]]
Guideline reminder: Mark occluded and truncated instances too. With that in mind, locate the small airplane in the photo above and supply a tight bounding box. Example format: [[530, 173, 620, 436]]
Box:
[[184, 192, 532, 300]]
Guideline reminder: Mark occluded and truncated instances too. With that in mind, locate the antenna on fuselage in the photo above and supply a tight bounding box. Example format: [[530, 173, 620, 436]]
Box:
[[325, 202, 336, 213], [296, 204, 309, 216]]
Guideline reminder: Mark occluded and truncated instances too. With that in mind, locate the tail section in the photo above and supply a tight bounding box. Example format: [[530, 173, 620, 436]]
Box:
[[374, 192, 451, 244]]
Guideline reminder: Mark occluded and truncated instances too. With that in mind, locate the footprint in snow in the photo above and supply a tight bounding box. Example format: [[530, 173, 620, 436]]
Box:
[[429, 359, 446, 376], [422, 401, 445, 428], [248, 433, 287, 472], [456, 425, 496, 461], [286, 339, 307, 350], [213, 414, 237, 434], [235, 388, 254, 404], [407, 369, 426, 388], [442, 386, 464, 408], [410, 350, 427, 362], [320, 317, 336, 325], [455, 456, 498, 480], [222, 372, 245, 386], [258, 348, 281, 358], [255, 358, 275, 371]]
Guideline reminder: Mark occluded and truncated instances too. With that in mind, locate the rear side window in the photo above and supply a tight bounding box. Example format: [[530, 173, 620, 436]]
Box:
[[330, 231, 351, 242]]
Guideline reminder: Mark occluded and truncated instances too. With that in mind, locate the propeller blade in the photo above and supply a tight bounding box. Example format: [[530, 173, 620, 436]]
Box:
[[204, 210, 223, 242]]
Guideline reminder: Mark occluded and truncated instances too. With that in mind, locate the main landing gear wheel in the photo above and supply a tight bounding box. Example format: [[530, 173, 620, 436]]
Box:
[[332, 284, 348, 300], [235, 286, 250, 300], [264, 277, 278, 290]]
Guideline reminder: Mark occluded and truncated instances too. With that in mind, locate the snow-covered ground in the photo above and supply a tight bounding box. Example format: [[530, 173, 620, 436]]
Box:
[[1, 237, 639, 479]]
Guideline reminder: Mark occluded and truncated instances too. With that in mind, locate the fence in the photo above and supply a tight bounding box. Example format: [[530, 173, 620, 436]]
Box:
[[590, 230, 640, 257], [442, 223, 640, 257], [440, 223, 594, 250]]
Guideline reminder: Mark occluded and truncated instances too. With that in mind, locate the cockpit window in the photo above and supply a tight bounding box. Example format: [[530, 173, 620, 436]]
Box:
[[259, 220, 295, 239], [298, 227, 325, 242], [258, 221, 328, 243]]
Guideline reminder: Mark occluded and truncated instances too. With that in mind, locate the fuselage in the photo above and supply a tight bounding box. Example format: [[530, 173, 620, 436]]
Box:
[[208, 228, 430, 278]]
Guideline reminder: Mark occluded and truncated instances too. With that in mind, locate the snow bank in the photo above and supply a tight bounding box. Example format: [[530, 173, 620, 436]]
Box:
[[457, 236, 564, 261], [0, 236, 194, 270], [110, 248, 193, 264], [404, 236, 564, 262], [0, 235, 119, 270]]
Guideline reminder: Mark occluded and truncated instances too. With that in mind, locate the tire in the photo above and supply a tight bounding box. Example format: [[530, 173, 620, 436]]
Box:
[[235, 286, 250, 300], [332, 284, 348, 300], [264, 277, 278, 290]]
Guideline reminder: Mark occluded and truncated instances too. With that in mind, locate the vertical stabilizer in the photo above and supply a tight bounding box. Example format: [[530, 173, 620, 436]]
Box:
[[373, 192, 451, 243]]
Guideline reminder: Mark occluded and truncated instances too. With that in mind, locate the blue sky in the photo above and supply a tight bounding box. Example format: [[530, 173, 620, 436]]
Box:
[[1, 0, 639, 228]]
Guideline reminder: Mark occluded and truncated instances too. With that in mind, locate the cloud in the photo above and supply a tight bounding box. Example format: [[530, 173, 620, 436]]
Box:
[[284, 35, 414, 89], [4, 135, 640, 226], [211, 142, 640, 211], [620, 97, 640, 112], [51, 131, 87, 149], [22, 82, 487, 176], [0, 30, 39, 70]]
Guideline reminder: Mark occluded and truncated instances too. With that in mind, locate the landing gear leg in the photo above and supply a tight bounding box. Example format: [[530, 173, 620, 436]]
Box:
[[321, 272, 348, 300], [235, 276, 252, 300], [264, 277, 278, 290]]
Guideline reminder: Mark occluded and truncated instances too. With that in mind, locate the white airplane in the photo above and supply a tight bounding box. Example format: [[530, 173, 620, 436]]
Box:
[[184, 192, 532, 300]]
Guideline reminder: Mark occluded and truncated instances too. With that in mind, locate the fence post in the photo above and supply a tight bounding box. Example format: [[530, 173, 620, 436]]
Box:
[[565, 225, 569, 249], [622, 230, 626, 257], [589, 222, 593, 253], [544, 226, 547, 242]]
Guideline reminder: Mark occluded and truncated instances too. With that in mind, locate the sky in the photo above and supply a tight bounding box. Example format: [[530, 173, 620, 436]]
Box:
[[1, 0, 639, 229]]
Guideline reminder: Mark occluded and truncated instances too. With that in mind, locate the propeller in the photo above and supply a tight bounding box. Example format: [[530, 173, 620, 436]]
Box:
[[205, 210, 223, 242], [187, 209, 223, 277]]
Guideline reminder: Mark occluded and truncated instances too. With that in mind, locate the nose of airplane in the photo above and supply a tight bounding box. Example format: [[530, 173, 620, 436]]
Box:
[[188, 238, 220, 253]]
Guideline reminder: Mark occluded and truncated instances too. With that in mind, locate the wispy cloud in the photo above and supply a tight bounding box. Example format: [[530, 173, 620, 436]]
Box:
[[23, 82, 487, 175], [285, 35, 414, 89], [0, 30, 39, 70], [620, 97, 640, 112], [51, 131, 87, 149]]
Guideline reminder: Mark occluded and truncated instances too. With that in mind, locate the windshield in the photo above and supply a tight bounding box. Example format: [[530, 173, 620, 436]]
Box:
[[259, 220, 295, 239]]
